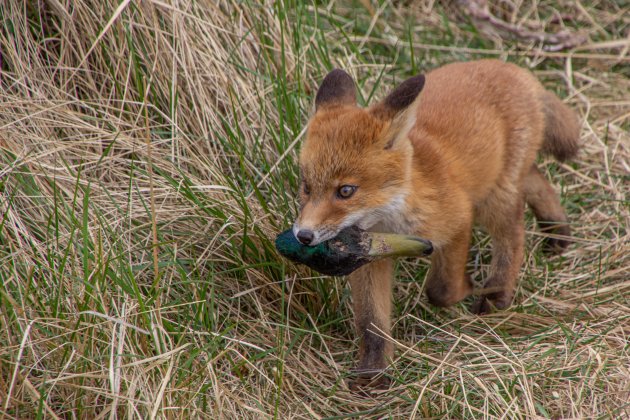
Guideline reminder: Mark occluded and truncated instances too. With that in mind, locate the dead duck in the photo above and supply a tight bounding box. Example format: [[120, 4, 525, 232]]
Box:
[[275, 226, 433, 276]]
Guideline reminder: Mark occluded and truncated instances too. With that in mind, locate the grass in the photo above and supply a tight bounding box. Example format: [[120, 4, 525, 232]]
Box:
[[0, 0, 628, 418]]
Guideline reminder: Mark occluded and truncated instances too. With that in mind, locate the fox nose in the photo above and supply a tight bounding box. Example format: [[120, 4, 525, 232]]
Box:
[[296, 229, 314, 245]]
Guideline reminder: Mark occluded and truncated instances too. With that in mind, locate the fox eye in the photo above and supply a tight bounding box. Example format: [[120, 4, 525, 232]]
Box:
[[337, 185, 357, 199], [303, 182, 311, 195]]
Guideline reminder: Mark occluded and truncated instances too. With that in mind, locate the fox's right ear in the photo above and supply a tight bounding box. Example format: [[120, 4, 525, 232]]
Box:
[[315, 69, 356, 111]]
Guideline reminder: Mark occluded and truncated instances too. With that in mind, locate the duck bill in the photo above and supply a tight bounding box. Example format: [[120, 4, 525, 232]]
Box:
[[366, 233, 433, 258]]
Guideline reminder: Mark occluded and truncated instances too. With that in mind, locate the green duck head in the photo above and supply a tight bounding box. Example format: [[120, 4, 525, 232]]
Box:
[[275, 226, 433, 276]]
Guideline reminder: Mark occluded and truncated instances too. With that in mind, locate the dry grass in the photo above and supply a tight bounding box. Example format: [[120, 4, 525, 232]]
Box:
[[0, 0, 628, 418]]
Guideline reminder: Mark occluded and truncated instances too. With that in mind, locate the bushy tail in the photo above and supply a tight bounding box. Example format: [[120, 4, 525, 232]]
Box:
[[541, 91, 581, 162]]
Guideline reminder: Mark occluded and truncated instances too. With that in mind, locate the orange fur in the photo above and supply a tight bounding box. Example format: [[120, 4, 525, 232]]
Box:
[[294, 60, 580, 390]]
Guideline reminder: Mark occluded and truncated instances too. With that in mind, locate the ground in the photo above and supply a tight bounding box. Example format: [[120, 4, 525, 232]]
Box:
[[0, 1, 628, 418]]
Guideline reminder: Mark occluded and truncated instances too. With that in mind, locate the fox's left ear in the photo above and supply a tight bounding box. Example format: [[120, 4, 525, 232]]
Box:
[[372, 74, 425, 120], [370, 74, 425, 149]]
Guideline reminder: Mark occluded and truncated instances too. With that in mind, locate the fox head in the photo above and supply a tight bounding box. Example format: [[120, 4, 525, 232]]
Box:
[[293, 69, 425, 245]]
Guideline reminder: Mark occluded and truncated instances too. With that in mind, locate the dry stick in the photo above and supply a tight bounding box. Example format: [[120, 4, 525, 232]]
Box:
[[60, 0, 132, 91], [248, 124, 307, 199], [144, 100, 160, 292], [19, 373, 61, 420], [352, 37, 629, 61], [138, 73, 161, 315], [459, 0, 588, 51], [4, 321, 33, 413]]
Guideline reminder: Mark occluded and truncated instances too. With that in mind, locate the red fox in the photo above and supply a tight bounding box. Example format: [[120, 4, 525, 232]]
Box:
[[293, 60, 580, 390]]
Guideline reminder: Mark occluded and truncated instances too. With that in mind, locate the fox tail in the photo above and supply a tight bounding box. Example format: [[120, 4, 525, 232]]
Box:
[[540, 91, 581, 162]]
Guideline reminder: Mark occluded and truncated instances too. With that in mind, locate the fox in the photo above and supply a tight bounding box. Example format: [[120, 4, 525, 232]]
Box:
[[292, 59, 580, 390]]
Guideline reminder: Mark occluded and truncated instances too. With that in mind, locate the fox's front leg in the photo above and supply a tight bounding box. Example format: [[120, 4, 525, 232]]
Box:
[[424, 222, 474, 307], [471, 197, 526, 314], [347, 258, 393, 390]]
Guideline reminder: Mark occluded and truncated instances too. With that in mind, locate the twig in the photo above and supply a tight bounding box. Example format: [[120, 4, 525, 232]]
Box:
[[458, 0, 587, 51]]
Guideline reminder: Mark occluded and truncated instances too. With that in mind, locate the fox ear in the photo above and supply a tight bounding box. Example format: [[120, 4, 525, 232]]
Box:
[[371, 74, 425, 149], [371, 74, 425, 121], [315, 69, 356, 111]]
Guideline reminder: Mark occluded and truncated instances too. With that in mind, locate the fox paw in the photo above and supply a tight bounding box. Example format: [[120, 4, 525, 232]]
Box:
[[540, 224, 572, 255], [471, 292, 513, 315], [542, 236, 571, 255], [348, 370, 390, 394]]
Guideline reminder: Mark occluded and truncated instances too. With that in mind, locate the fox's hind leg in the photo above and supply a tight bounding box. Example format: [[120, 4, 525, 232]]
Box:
[[347, 258, 393, 391], [523, 164, 572, 254], [472, 194, 526, 314]]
